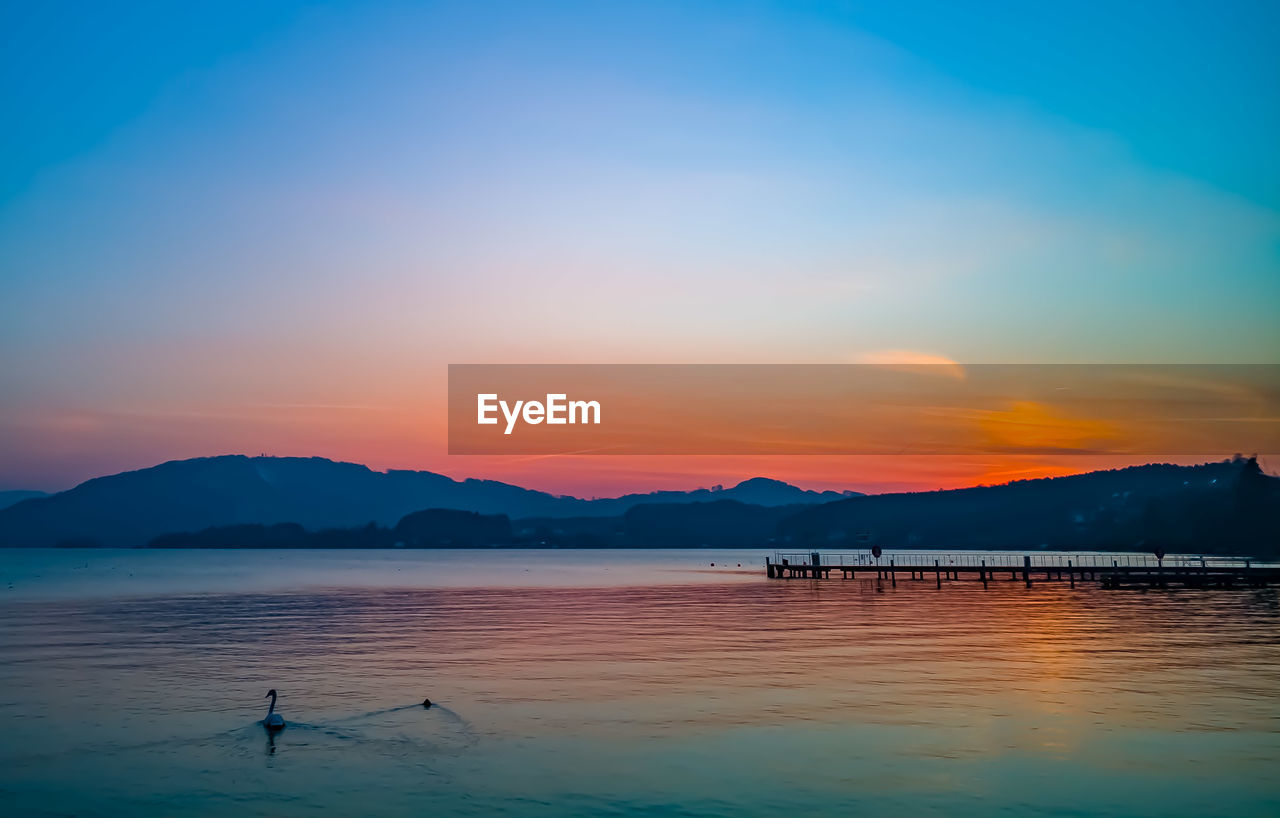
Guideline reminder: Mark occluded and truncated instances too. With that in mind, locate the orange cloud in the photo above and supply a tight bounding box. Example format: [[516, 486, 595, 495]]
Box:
[[978, 400, 1119, 453]]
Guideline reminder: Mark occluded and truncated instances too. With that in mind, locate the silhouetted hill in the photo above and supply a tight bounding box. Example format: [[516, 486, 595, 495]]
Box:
[[621, 500, 801, 548], [8, 454, 1274, 553], [395, 509, 512, 548], [0, 455, 851, 547], [585, 478, 857, 514], [137, 458, 1278, 556], [516, 501, 802, 548], [149, 523, 317, 549], [507, 502, 808, 549], [0, 490, 46, 511], [778, 457, 1279, 557], [145, 503, 783, 550], [146, 510, 515, 549]]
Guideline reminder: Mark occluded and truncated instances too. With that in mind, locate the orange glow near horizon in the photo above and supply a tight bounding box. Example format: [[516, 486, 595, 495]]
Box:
[[1, 391, 1272, 496]]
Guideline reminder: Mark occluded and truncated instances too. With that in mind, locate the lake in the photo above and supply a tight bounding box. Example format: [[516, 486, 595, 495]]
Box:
[[1, 548, 1278, 816]]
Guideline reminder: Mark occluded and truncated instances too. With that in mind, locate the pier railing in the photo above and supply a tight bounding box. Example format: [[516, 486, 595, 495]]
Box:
[[772, 551, 1266, 569]]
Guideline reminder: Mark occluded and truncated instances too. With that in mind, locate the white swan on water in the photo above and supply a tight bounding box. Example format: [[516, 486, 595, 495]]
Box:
[[263, 689, 286, 730]]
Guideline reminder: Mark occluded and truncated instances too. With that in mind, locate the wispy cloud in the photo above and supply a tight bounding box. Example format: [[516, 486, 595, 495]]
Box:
[[853, 349, 966, 380]]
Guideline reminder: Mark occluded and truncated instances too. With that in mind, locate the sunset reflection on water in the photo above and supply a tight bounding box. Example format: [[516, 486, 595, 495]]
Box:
[[1, 549, 1277, 816]]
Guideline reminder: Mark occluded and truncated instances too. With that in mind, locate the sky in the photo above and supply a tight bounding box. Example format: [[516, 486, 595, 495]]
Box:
[[1, 0, 1278, 495]]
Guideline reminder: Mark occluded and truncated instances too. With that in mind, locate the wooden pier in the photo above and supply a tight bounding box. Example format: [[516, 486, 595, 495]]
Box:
[[765, 551, 1280, 589]]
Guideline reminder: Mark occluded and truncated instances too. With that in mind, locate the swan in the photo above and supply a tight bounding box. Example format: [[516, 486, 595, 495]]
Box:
[[263, 689, 286, 730]]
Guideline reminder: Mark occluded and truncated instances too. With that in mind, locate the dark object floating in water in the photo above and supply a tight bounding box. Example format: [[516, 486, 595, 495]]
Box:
[[423, 698, 432, 709], [263, 689, 286, 730]]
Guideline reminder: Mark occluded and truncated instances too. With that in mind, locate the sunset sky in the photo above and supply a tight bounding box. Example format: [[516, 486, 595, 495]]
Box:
[[2, 1, 1278, 495]]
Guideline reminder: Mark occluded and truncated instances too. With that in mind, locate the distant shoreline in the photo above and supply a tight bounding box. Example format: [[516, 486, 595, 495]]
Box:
[[2, 456, 1275, 559]]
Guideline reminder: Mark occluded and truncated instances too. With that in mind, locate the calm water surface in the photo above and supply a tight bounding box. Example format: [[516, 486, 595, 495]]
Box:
[[1, 549, 1278, 816]]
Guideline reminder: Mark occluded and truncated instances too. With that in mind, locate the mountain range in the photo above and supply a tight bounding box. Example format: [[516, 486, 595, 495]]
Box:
[[0, 455, 1274, 556], [777, 457, 1277, 554], [0, 490, 47, 511], [0, 455, 859, 547]]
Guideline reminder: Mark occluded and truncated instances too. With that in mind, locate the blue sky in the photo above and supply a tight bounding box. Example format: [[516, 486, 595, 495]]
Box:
[[5, 2, 1277, 205], [1, 0, 1277, 489]]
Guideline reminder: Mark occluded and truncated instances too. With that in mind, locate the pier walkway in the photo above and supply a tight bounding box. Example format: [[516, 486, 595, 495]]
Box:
[[766, 551, 1280, 589]]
